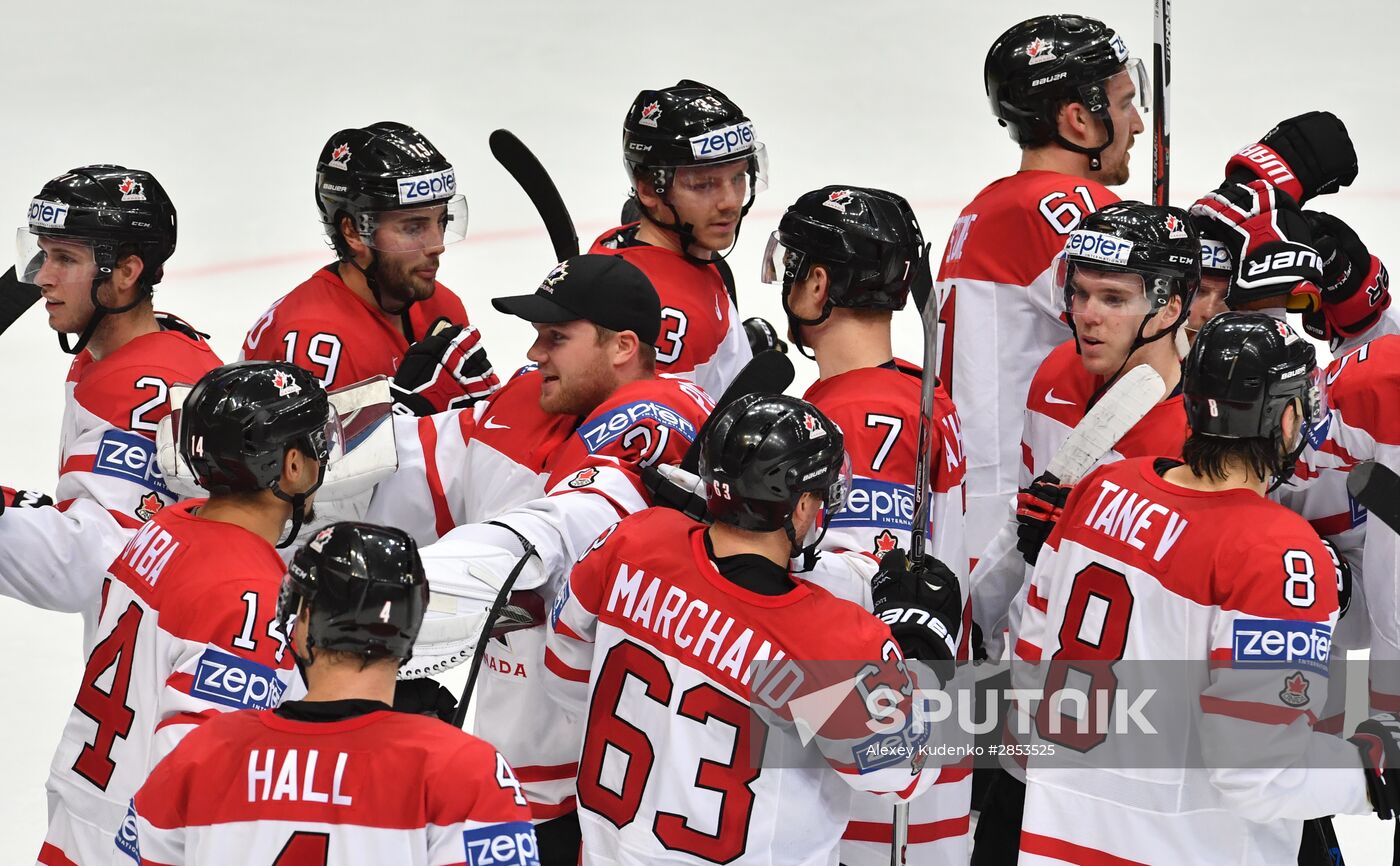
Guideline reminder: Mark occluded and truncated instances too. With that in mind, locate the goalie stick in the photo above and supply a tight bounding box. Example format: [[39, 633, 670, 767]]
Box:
[[451, 535, 541, 729], [0, 266, 41, 337], [1047, 363, 1167, 485], [489, 129, 579, 261]]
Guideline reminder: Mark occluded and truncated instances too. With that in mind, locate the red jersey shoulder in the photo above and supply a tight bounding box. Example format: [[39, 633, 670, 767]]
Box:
[[1027, 339, 1095, 425], [1216, 501, 1338, 621], [1326, 335, 1400, 444], [940, 172, 1119, 284], [572, 376, 712, 461], [1115, 396, 1188, 460], [69, 327, 221, 430], [476, 370, 573, 473]]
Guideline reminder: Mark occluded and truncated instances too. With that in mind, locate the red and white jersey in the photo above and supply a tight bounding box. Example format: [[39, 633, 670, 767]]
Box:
[[802, 360, 971, 866], [973, 344, 1187, 661], [59, 317, 221, 529], [1014, 459, 1368, 866], [545, 508, 934, 866], [123, 707, 536, 866], [241, 264, 470, 390], [935, 172, 1118, 563], [39, 502, 299, 866], [591, 224, 751, 397], [365, 372, 712, 821]]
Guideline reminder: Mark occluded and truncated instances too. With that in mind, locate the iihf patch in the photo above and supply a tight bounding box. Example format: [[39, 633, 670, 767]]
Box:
[[1279, 672, 1310, 707]]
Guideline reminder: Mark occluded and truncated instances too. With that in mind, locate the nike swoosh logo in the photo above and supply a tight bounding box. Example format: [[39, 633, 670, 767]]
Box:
[[484, 418, 510, 430], [1045, 390, 1075, 406]]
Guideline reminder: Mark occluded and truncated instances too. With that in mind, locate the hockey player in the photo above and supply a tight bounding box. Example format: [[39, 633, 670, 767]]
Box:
[[545, 394, 958, 866], [14, 165, 221, 525], [1012, 313, 1376, 865], [242, 122, 489, 392], [121, 521, 538, 865], [937, 14, 1144, 563], [764, 185, 971, 864], [356, 253, 710, 863], [591, 80, 764, 396], [36, 361, 331, 866]]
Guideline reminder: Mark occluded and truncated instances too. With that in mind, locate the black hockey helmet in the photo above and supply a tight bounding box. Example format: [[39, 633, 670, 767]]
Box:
[[1184, 312, 1324, 456], [278, 521, 428, 664], [764, 186, 926, 311], [700, 394, 850, 567], [984, 15, 1146, 169], [179, 362, 338, 544], [622, 80, 767, 258], [1059, 201, 1200, 345], [315, 121, 466, 251], [17, 165, 178, 354]]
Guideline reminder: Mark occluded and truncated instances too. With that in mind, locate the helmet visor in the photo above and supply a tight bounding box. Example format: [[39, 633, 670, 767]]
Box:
[[359, 195, 468, 252], [15, 228, 102, 288], [1300, 365, 1330, 450], [1057, 256, 1156, 320], [761, 230, 809, 286], [627, 144, 770, 195], [826, 453, 854, 517]]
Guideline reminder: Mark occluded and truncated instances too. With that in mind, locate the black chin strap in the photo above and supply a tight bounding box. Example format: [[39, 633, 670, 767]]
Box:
[[645, 164, 758, 267], [345, 254, 417, 335], [1053, 113, 1117, 173], [59, 275, 151, 355]]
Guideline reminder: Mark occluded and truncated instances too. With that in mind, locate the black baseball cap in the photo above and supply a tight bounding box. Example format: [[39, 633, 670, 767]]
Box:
[[492, 254, 662, 346]]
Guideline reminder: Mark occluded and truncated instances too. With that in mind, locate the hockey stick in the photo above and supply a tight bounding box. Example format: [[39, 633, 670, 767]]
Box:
[[1349, 460, 1400, 534], [1047, 364, 1167, 484], [1152, 0, 1171, 206], [0, 266, 41, 336], [489, 129, 579, 261], [678, 349, 795, 475], [450, 536, 539, 730]]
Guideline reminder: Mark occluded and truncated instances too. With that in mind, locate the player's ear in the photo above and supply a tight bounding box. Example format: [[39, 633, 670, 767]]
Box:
[[611, 329, 640, 368], [809, 265, 831, 306], [634, 176, 662, 212], [106, 253, 145, 303], [340, 214, 371, 262], [1057, 100, 1094, 146]]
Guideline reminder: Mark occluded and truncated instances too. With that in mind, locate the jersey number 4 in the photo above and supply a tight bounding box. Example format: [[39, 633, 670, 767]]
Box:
[[72, 601, 144, 790], [579, 640, 767, 862]]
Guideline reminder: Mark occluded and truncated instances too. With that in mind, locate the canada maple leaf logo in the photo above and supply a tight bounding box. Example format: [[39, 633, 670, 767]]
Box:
[[873, 530, 898, 559], [1279, 672, 1310, 707], [569, 467, 600, 488], [136, 492, 163, 521]]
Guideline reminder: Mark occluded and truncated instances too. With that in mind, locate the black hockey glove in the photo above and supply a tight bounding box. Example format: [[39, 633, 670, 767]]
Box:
[[1300, 211, 1391, 343], [641, 463, 708, 522], [1318, 537, 1353, 620], [742, 317, 788, 355], [1015, 472, 1072, 566], [1349, 712, 1400, 819], [393, 677, 459, 723], [871, 548, 961, 684], [1189, 180, 1323, 311], [1225, 111, 1358, 205], [391, 320, 500, 417], [0, 486, 54, 516]]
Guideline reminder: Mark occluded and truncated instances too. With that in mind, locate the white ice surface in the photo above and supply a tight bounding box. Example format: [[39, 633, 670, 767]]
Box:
[[2, 0, 1397, 860]]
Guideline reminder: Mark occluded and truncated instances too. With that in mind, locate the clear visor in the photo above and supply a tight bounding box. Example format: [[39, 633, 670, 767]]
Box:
[[624, 143, 770, 196], [1115, 58, 1151, 115], [14, 228, 102, 287], [760, 230, 807, 286], [311, 409, 346, 466], [358, 195, 468, 253], [826, 453, 854, 516], [1056, 256, 1156, 320], [1301, 365, 1329, 447]]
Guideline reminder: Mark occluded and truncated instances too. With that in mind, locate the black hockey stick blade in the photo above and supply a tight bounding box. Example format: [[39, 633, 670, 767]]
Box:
[[909, 243, 934, 315], [0, 266, 41, 336], [489, 129, 579, 261], [679, 350, 795, 474], [1348, 460, 1400, 535]]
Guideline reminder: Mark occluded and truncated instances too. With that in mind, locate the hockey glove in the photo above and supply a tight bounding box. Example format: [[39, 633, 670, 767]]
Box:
[[391, 321, 500, 417], [1225, 111, 1358, 205], [742, 317, 788, 355], [1300, 211, 1391, 343], [641, 462, 708, 522], [1015, 472, 1072, 566], [393, 677, 459, 723], [1189, 180, 1323, 310], [871, 548, 961, 684], [1349, 712, 1400, 819], [0, 486, 54, 516], [1318, 537, 1353, 621]]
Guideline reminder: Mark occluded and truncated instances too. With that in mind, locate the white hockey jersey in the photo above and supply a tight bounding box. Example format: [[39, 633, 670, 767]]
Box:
[[546, 507, 935, 866], [935, 171, 1118, 565], [38, 501, 299, 866], [1013, 458, 1368, 866]]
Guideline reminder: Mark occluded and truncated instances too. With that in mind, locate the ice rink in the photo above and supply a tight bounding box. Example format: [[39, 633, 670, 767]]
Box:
[[3, 0, 1398, 860]]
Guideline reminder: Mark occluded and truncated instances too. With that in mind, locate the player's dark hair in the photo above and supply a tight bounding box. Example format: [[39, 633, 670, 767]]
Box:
[[331, 211, 356, 260], [1180, 432, 1278, 484]]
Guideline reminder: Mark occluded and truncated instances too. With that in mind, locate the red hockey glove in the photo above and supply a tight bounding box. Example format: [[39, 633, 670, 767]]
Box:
[[871, 548, 961, 684], [1300, 211, 1391, 343], [1349, 712, 1400, 818], [1189, 180, 1323, 311], [1225, 111, 1357, 205], [0, 486, 54, 516], [391, 322, 500, 417], [1016, 472, 1072, 566]]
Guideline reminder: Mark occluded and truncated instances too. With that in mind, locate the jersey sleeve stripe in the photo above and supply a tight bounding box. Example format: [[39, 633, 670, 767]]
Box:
[[1019, 830, 1153, 866], [416, 415, 455, 538], [512, 761, 579, 783], [843, 814, 970, 844], [37, 843, 81, 866], [543, 647, 589, 683], [152, 708, 221, 735], [1026, 585, 1048, 613], [552, 618, 584, 642], [1013, 638, 1042, 662], [1199, 695, 1318, 727]]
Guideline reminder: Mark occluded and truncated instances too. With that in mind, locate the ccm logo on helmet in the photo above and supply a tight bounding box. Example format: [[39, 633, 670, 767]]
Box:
[[397, 168, 457, 205], [689, 121, 756, 160], [28, 198, 69, 229], [1065, 230, 1135, 267]]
